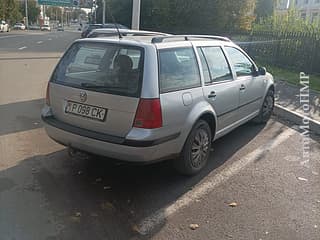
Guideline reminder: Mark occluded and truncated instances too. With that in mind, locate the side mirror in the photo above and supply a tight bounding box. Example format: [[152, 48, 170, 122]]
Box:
[[258, 67, 266, 76]]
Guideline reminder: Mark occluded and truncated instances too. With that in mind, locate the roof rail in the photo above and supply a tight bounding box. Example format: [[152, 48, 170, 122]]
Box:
[[151, 35, 231, 44], [89, 29, 171, 38], [123, 30, 170, 36]]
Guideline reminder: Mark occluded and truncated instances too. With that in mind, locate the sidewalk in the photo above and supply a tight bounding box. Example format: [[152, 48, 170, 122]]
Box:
[[275, 80, 320, 122], [274, 80, 320, 134]]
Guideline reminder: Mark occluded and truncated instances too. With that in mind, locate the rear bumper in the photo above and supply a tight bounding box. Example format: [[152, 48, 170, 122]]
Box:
[[42, 116, 181, 162]]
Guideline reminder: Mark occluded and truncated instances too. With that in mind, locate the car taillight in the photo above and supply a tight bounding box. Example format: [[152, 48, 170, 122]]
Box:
[[45, 82, 50, 106], [133, 98, 162, 129]]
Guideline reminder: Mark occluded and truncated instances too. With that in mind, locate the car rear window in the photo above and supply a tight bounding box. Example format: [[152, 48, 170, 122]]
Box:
[[88, 25, 101, 30], [51, 42, 144, 98], [159, 47, 201, 93]]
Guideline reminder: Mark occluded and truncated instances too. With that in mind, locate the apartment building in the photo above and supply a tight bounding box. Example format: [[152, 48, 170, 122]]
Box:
[[276, 0, 320, 22]]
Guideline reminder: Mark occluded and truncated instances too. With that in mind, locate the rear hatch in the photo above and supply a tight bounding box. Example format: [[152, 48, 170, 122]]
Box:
[[48, 41, 144, 138]]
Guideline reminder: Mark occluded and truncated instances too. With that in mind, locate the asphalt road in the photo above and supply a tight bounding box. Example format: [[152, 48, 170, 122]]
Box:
[[0, 30, 319, 240], [0, 30, 78, 53]]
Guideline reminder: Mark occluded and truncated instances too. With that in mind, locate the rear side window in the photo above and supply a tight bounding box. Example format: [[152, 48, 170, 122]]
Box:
[[51, 42, 144, 97], [159, 47, 201, 93]]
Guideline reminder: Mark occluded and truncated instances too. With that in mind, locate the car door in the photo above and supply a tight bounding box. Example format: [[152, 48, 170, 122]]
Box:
[[158, 46, 204, 137], [196, 46, 240, 133], [224, 46, 266, 121]]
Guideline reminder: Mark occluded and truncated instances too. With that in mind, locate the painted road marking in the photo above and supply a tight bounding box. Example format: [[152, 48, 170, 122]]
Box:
[[18, 46, 27, 50], [137, 127, 296, 235], [48, 38, 52, 41], [0, 32, 47, 40], [0, 35, 21, 39], [37, 41, 43, 44]]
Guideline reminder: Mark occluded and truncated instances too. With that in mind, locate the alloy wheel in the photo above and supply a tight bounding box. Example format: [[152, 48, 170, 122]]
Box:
[[191, 128, 210, 169]]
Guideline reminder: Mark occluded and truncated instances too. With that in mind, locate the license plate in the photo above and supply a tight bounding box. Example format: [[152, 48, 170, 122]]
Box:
[[65, 101, 107, 122]]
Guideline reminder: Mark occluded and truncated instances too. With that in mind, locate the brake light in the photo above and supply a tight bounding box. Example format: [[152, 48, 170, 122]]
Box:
[[45, 82, 50, 106], [133, 99, 162, 129]]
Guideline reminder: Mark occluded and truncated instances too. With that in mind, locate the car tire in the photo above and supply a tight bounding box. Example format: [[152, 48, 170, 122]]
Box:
[[174, 120, 212, 176], [252, 88, 274, 124]]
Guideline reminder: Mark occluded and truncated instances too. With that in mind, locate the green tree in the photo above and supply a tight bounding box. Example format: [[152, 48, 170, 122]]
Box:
[[96, 0, 257, 32], [254, 8, 320, 32], [255, 0, 274, 20], [0, 0, 22, 24], [19, 0, 40, 24], [0, 1, 6, 20], [71, 8, 87, 21], [95, 0, 131, 26], [46, 7, 63, 23]]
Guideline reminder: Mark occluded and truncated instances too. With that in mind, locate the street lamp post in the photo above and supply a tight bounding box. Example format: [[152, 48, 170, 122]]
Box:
[[102, 0, 106, 25], [131, 0, 141, 30], [25, 0, 29, 29], [95, 6, 97, 24]]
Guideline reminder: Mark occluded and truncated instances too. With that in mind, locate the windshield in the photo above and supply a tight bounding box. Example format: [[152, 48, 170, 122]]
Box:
[[51, 42, 144, 98]]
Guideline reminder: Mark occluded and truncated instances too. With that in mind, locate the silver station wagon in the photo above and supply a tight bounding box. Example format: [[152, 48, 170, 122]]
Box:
[[42, 33, 274, 175]]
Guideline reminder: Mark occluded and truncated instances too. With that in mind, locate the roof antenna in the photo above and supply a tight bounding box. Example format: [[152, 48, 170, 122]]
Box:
[[105, 1, 122, 39]]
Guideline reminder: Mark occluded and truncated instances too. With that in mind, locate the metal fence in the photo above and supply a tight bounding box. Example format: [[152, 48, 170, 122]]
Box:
[[228, 30, 320, 74]]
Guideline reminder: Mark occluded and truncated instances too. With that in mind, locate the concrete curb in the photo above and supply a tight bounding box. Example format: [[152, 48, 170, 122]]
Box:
[[274, 104, 320, 135]]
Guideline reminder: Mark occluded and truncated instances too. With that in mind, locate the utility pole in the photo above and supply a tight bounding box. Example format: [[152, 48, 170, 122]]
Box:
[[102, 0, 106, 25], [95, 7, 97, 24], [61, 8, 64, 26], [43, 5, 46, 25], [286, 0, 291, 9], [93, 0, 96, 23], [131, 0, 141, 30], [25, 0, 29, 29]]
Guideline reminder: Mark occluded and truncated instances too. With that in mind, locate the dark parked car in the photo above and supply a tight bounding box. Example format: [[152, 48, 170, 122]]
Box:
[[28, 25, 41, 30], [57, 25, 64, 31], [81, 23, 128, 38]]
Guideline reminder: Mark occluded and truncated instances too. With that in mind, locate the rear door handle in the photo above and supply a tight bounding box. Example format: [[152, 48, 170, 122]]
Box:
[[240, 84, 246, 91], [208, 91, 216, 98]]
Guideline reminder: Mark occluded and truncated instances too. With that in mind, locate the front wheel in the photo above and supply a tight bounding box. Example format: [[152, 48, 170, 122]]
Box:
[[252, 89, 274, 124], [174, 120, 212, 176]]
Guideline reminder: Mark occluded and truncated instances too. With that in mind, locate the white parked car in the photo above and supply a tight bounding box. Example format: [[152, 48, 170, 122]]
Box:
[[13, 23, 26, 30], [0, 20, 10, 32], [41, 24, 51, 31]]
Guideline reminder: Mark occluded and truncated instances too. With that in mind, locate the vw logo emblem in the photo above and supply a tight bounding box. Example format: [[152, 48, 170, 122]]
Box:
[[79, 92, 87, 102]]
